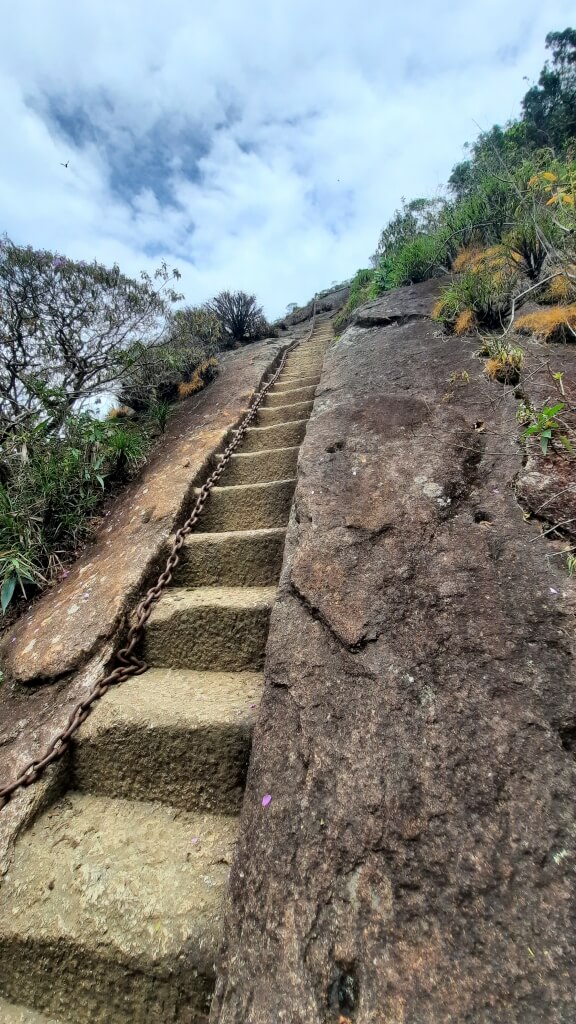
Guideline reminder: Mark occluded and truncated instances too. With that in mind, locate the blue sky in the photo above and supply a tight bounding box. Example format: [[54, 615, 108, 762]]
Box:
[[1, 0, 574, 318]]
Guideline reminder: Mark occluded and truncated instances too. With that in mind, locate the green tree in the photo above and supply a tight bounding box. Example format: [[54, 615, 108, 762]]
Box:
[[205, 290, 269, 345], [0, 238, 182, 437], [522, 29, 576, 150]]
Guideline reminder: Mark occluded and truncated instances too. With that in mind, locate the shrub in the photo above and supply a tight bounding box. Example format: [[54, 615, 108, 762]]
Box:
[[119, 319, 219, 412], [442, 176, 516, 255], [515, 304, 576, 342], [452, 247, 484, 273], [454, 309, 477, 335], [0, 413, 152, 611], [372, 197, 446, 266], [333, 268, 375, 330], [373, 232, 449, 293], [433, 246, 521, 330], [205, 290, 268, 345]]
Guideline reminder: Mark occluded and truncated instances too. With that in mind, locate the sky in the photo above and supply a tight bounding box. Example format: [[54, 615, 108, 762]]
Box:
[[1, 1, 574, 320]]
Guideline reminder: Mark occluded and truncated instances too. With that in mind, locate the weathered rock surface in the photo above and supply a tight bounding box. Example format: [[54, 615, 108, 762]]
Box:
[[516, 343, 576, 543], [212, 289, 576, 1022], [348, 276, 445, 327]]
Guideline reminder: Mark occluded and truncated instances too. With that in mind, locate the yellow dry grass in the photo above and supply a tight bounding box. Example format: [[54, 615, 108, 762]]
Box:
[[454, 309, 476, 335], [178, 358, 218, 400], [107, 405, 133, 419], [431, 298, 445, 320], [515, 304, 576, 343], [452, 247, 483, 273], [544, 272, 576, 303], [485, 348, 523, 384]]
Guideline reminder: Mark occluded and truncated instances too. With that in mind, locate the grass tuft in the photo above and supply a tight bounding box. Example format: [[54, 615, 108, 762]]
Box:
[[515, 304, 576, 343]]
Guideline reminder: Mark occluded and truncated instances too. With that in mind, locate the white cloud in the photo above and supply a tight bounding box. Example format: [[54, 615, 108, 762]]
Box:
[[0, 0, 574, 317]]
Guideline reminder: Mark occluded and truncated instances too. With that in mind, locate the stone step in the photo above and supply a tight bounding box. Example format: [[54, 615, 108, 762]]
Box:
[[283, 353, 325, 366], [72, 669, 262, 813], [0, 999, 64, 1023], [192, 479, 295, 532], [242, 420, 306, 452], [256, 401, 313, 427], [173, 527, 286, 585], [142, 586, 276, 671], [281, 364, 323, 378], [263, 385, 316, 407], [0, 794, 236, 1024], [273, 375, 321, 390], [218, 448, 299, 486]]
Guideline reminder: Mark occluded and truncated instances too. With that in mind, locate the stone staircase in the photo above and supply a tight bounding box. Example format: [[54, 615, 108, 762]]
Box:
[[0, 320, 333, 1023]]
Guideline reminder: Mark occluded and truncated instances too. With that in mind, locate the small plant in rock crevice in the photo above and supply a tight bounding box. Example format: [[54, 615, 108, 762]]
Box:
[[483, 342, 524, 385], [519, 401, 572, 455]]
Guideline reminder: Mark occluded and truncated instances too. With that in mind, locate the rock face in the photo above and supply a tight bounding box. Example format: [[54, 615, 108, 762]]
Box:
[[212, 288, 576, 1022]]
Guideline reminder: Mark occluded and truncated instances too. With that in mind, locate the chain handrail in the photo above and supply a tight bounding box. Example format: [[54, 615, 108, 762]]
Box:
[[0, 298, 318, 809]]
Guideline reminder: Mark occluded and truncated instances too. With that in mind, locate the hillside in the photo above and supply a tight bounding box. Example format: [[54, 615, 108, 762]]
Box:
[[1, 24, 576, 1024]]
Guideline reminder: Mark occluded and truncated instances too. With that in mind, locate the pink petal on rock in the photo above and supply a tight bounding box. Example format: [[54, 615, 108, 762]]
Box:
[[261, 794, 272, 808]]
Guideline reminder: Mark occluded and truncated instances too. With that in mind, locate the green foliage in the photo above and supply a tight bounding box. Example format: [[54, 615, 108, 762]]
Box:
[[0, 412, 152, 611], [372, 198, 445, 266], [119, 306, 221, 413], [443, 174, 518, 254], [333, 268, 375, 330], [147, 399, 170, 434], [172, 306, 222, 348], [521, 29, 576, 151], [371, 27, 576, 313], [205, 290, 269, 345], [373, 231, 449, 293], [0, 237, 182, 435], [521, 402, 571, 455], [433, 252, 520, 329]]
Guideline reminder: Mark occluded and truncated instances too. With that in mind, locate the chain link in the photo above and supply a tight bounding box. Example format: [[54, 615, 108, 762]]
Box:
[[0, 302, 318, 809]]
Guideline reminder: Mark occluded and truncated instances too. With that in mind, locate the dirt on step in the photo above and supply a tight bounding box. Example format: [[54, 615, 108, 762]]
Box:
[[212, 287, 576, 1023]]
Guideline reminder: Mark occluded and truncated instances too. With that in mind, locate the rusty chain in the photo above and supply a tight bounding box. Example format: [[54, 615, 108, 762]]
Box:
[[0, 300, 319, 809]]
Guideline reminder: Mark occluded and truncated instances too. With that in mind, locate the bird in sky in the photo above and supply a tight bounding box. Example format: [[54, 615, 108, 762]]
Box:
[[60, 161, 69, 168]]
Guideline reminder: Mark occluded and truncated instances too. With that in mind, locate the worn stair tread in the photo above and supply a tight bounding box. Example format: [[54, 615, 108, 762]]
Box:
[[148, 586, 277, 619], [142, 586, 276, 671], [263, 385, 316, 406], [73, 670, 262, 812], [197, 480, 296, 495], [0, 793, 235, 959], [274, 374, 321, 386], [174, 528, 286, 585], [0, 1000, 64, 1023], [0, 795, 236, 1020], [192, 479, 296, 532], [257, 401, 313, 425], [218, 449, 299, 486], [77, 668, 262, 732], [242, 420, 307, 452]]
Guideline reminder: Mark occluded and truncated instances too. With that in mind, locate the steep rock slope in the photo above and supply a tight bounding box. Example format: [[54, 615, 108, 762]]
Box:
[[212, 280, 576, 1024]]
